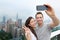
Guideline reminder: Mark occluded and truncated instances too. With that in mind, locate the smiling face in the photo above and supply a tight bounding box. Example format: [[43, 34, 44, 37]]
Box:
[[25, 17, 36, 29], [35, 12, 44, 25], [29, 18, 36, 28]]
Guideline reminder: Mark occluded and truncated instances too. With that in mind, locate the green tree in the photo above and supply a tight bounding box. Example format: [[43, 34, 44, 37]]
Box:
[[0, 29, 12, 40]]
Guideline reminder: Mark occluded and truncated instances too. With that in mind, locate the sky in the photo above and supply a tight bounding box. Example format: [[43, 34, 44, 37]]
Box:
[[0, 0, 60, 22]]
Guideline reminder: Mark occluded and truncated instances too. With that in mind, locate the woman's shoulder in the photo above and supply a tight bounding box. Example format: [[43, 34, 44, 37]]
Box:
[[30, 31, 37, 40]]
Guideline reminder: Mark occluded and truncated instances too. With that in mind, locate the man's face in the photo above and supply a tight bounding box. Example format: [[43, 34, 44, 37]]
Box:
[[36, 14, 44, 24]]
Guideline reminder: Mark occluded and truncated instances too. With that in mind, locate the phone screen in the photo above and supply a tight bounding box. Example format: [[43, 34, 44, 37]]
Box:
[[36, 5, 48, 11]]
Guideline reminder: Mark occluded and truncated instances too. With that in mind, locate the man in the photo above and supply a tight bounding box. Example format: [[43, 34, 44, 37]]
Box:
[[35, 4, 59, 40]]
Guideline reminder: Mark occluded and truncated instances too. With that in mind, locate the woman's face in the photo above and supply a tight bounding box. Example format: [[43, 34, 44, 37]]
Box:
[[29, 18, 36, 28]]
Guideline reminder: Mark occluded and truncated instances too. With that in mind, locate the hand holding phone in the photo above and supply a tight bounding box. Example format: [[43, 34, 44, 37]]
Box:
[[36, 5, 48, 11]]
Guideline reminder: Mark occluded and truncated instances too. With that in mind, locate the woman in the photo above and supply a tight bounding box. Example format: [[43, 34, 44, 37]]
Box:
[[23, 17, 38, 40]]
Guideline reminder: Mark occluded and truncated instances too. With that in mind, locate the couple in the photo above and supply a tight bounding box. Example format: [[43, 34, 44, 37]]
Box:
[[23, 4, 59, 40]]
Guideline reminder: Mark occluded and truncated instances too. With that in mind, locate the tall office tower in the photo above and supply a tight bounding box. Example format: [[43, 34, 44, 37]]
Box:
[[1, 16, 6, 30], [13, 26, 18, 38], [6, 19, 14, 34], [0, 23, 2, 30], [3, 16, 6, 23], [17, 19, 22, 28], [16, 13, 18, 20], [16, 28, 25, 40]]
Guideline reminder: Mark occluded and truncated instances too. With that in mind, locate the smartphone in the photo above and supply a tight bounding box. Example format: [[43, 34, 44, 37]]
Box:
[[36, 5, 48, 11]]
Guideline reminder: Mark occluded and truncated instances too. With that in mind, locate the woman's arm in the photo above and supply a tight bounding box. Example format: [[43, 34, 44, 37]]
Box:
[[23, 26, 32, 40], [25, 32, 31, 40]]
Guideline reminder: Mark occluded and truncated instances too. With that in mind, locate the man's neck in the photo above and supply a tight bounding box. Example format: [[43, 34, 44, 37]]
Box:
[[38, 23, 43, 27]]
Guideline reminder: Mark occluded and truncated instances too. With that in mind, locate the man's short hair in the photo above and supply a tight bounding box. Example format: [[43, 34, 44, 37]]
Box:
[[35, 12, 43, 18]]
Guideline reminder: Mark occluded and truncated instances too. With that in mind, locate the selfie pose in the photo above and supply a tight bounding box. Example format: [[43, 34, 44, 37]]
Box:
[[23, 17, 38, 40], [23, 4, 59, 40], [35, 4, 59, 40]]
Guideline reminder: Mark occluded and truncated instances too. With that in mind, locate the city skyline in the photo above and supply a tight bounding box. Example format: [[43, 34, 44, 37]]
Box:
[[0, 0, 60, 22]]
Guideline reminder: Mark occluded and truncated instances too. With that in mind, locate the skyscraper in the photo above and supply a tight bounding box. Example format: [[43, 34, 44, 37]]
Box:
[[17, 19, 22, 28], [1, 16, 6, 30], [3, 16, 6, 23], [16, 13, 18, 20]]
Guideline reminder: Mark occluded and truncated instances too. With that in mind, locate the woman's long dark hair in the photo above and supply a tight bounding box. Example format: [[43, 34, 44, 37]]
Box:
[[25, 17, 38, 40]]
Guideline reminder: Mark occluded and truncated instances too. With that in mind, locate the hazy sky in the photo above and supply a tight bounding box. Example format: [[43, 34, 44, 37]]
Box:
[[0, 0, 60, 22]]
